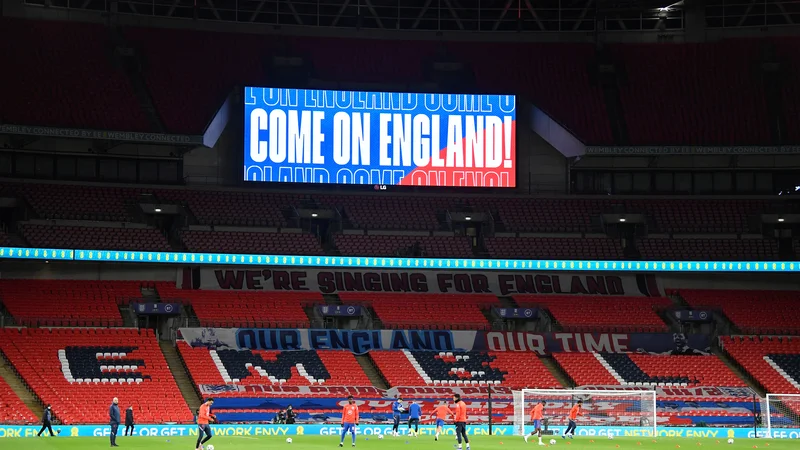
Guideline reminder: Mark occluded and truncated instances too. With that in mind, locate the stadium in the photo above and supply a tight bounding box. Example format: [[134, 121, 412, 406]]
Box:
[[1, 0, 800, 449]]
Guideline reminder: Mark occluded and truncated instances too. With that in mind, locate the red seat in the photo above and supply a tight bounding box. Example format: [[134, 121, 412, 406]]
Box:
[[516, 295, 672, 332]]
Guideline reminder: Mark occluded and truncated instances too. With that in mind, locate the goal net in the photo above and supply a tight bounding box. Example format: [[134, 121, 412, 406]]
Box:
[[766, 393, 800, 438], [513, 389, 657, 437]]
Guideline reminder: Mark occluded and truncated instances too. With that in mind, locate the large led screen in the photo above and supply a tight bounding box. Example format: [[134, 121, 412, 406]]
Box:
[[244, 87, 516, 187]]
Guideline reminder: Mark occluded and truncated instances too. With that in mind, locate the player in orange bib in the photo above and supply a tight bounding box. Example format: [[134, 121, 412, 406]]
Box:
[[562, 400, 583, 439], [432, 403, 454, 441], [340, 395, 359, 447], [524, 400, 546, 446], [453, 394, 470, 450], [195, 398, 215, 450]]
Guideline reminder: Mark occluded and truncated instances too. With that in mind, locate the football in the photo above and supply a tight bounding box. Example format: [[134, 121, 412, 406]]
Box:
[[550, 439, 557, 445], [608, 433, 615, 440], [286, 438, 293, 444], [727, 439, 734, 444], [378, 434, 384, 439], [207, 445, 215, 450]]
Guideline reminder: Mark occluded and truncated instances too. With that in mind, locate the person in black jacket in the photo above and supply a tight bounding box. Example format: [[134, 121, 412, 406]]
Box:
[[124, 406, 135, 436], [37, 405, 55, 437], [109, 397, 121, 447], [285, 405, 295, 424]]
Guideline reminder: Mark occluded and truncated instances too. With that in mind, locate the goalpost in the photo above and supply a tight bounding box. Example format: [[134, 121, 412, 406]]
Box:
[[765, 393, 800, 438], [513, 389, 657, 438]]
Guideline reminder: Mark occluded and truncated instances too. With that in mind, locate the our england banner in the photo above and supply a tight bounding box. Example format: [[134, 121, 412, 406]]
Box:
[[198, 268, 663, 297], [179, 328, 710, 355], [243, 87, 516, 187]]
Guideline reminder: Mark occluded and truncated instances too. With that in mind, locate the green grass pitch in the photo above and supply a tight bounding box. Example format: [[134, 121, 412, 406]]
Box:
[[3, 435, 793, 450]]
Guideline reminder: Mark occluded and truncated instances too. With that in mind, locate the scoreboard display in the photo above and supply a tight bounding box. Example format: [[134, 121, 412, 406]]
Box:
[[243, 87, 516, 188]]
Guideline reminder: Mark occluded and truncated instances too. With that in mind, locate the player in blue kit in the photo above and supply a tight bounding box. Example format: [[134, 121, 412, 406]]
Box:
[[391, 397, 405, 437], [407, 400, 422, 437]]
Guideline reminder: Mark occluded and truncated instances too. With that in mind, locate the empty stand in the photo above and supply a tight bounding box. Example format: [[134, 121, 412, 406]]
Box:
[[22, 223, 171, 252], [486, 236, 624, 260], [0, 376, 38, 425], [473, 198, 607, 233], [124, 27, 276, 133], [638, 238, 778, 261], [157, 284, 318, 328], [0, 19, 150, 131], [3, 19, 800, 147], [677, 289, 800, 335], [626, 199, 766, 234], [554, 352, 619, 386], [16, 184, 138, 222], [555, 352, 746, 388], [177, 343, 371, 395], [0, 328, 192, 424], [370, 350, 559, 390], [318, 195, 455, 231], [723, 336, 800, 394], [339, 293, 498, 330], [611, 42, 770, 146], [157, 190, 301, 228], [515, 295, 672, 332], [0, 228, 13, 247], [774, 38, 800, 143], [182, 230, 323, 255], [451, 42, 613, 144], [336, 234, 473, 258], [0, 280, 149, 327]]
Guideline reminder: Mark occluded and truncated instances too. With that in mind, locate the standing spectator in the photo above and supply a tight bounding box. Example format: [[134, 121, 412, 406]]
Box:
[[286, 405, 296, 424], [109, 397, 120, 447], [124, 405, 135, 436], [37, 404, 54, 437]]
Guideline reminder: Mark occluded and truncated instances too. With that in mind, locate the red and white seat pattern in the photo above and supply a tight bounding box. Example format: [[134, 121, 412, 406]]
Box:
[[369, 350, 560, 389], [554, 352, 746, 393], [177, 343, 371, 397], [0, 328, 192, 424], [722, 336, 800, 394]]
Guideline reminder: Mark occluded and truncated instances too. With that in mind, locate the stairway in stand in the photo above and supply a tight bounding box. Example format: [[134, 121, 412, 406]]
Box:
[[159, 341, 202, 413], [541, 356, 575, 388], [0, 351, 43, 418], [356, 354, 390, 390]]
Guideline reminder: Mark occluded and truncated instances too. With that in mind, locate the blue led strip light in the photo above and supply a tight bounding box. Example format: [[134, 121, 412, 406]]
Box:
[[0, 247, 73, 261], [0, 247, 798, 272]]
